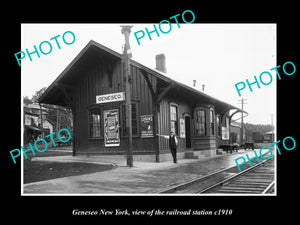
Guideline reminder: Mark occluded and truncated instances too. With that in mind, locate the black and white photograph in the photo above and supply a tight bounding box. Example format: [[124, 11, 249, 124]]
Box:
[[4, 6, 297, 223], [20, 23, 277, 195]]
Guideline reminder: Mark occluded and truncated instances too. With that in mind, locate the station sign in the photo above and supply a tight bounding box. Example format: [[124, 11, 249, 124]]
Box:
[[96, 92, 125, 104]]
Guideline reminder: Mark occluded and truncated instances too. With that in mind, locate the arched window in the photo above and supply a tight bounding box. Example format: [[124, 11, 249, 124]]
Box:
[[170, 104, 178, 135], [195, 109, 206, 136], [121, 101, 139, 137], [216, 115, 221, 137], [210, 108, 215, 136], [89, 108, 102, 138]]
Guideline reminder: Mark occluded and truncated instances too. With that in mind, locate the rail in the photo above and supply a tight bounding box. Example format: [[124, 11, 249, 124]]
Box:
[[199, 158, 274, 194], [158, 155, 274, 194]]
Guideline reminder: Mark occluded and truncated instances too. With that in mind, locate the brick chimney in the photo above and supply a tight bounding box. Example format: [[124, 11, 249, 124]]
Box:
[[155, 54, 167, 73]]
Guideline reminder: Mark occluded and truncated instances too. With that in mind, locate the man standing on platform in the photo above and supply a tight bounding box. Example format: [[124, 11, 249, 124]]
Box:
[[157, 131, 178, 163]]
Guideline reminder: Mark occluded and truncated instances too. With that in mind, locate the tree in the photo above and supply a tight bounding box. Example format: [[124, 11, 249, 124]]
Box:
[[29, 87, 73, 132], [244, 123, 274, 143], [46, 107, 73, 133], [252, 132, 264, 143], [31, 87, 48, 103], [23, 96, 32, 105]]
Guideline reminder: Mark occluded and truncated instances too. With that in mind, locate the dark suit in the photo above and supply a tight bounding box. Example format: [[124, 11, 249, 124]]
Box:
[[169, 135, 177, 163]]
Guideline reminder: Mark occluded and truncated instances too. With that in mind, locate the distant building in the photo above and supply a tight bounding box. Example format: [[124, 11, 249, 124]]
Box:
[[23, 103, 54, 143], [264, 131, 275, 143]]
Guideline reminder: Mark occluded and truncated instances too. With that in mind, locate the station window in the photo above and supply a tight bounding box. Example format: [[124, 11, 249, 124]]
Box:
[[121, 102, 139, 136], [195, 109, 206, 136], [132, 103, 138, 135], [89, 108, 102, 138], [210, 108, 215, 136], [216, 115, 221, 137], [170, 105, 178, 135]]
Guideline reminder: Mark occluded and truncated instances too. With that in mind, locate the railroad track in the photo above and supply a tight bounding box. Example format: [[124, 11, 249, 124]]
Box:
[[159, 155, 275, 195], [199, 158, 275, 194]]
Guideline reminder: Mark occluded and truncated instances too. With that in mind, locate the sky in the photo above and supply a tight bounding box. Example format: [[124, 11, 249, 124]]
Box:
[[21, 23, 276, 125]]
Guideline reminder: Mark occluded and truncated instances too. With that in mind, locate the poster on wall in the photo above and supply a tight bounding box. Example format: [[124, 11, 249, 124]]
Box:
[[24, 114, 39, 126], [104, 109, 120, 147], [180, 118, 185, 138], [24, 115, 31, 126], [140, 115, 153, 138], [222, 126, 230, 140]]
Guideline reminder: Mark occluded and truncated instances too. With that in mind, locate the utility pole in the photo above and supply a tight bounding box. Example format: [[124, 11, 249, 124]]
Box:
[[121, 25, 133, 167], [238, 98, 247, 146], [39, 103, 44, 138], [56, 109, 60, 134]]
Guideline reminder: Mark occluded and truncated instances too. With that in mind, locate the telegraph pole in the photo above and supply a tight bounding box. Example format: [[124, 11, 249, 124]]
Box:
[[39, 103, 44, 138], [238, 98, 247, 146], [121, 25, 133, 167]]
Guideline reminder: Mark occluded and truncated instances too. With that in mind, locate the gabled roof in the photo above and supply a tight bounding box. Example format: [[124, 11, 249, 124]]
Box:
[[38, 40, 244, 114]]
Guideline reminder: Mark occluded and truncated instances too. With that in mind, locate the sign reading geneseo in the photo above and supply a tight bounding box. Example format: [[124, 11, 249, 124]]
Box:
[[96, 92, 125, 104]]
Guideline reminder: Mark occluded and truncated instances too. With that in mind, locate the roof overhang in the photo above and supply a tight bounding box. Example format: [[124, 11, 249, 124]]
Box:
[[38, 40, 122, 106], [38, 40, 245, 115], [169, 81, 246, 114]]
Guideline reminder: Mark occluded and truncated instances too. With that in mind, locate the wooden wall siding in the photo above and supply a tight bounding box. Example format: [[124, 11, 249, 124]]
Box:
[[157, 99, 226, 152], [70, 56, 230, 155], [158, 97, 193, 152], [158, 99, 170, 151], [130, 65, 157, 114], [72, 59, 158, 154]]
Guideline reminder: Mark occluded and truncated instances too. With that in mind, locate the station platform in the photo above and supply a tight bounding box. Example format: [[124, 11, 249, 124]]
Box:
[[23, 149, 272, 194]]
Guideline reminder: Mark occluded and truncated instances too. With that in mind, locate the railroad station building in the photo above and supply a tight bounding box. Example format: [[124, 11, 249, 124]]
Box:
[[39, 40, 244, 162]]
